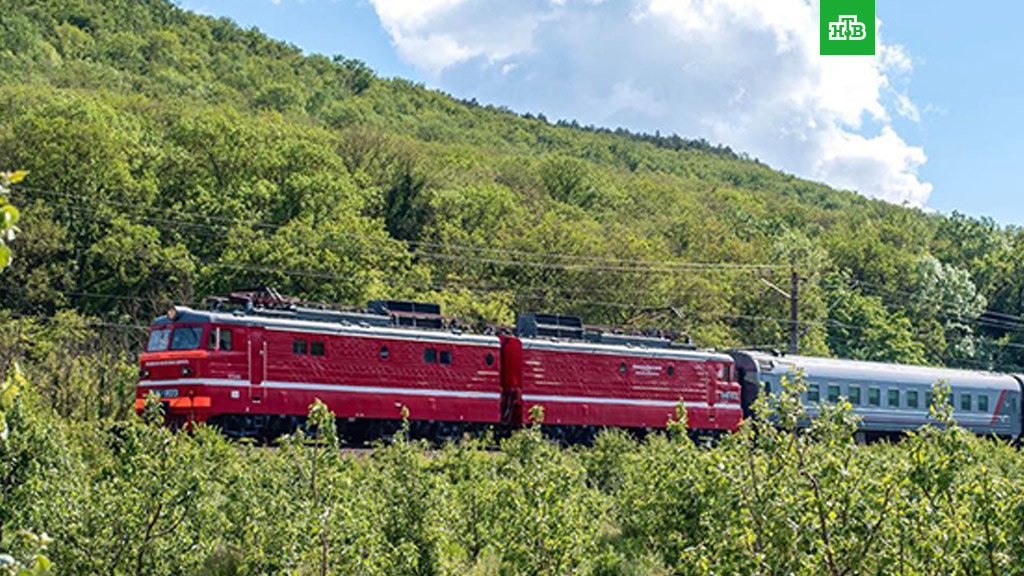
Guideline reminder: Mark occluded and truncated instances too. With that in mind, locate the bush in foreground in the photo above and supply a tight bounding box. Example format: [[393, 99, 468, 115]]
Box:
[[2, 377, 1023, 575]]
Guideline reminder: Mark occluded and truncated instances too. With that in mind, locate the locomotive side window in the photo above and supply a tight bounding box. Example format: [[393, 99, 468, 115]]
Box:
[[907, 390, 919, 408], [888, 389, 900, 408], [311, 341, 325, 357], [848, 386, 861, 405], [961, 394, 972, 411], [868, 387, 880, 407], [807, 384, 820, 402], [208, 328, 233, 351], [293, 339, 308, 355], [619, 363, 627, 375], [170, 327, 203, 351], [440, 350, 452, 365], [485, 353, 495, 366], [380, 346, 390, 360], [424, 348, 437, 363], [978, 395, 989, 412], [667, 365, 675, 377], [147, 329, 171, 352]]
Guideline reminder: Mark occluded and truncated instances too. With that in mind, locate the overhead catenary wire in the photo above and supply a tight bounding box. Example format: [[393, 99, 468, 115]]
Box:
[[12, 283, 1024, 373], [11, 185, 1024, 368], [22, 184, 1024, 337], [12, 185, 781, 273]]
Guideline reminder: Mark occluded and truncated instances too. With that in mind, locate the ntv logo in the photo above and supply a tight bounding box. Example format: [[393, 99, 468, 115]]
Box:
[[828, 15, 867, 41], [820, 0, 874, 55]]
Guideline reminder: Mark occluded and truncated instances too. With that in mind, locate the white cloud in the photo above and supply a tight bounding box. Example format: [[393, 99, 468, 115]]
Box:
[[368, 0, 930, 205]]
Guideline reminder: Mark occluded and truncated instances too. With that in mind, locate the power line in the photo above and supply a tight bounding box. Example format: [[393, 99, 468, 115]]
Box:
[[13, 185, 1024, 364], [31, 186, 1024, 347], [13, 185, 781, 273], [856, 280, 1024, 327]]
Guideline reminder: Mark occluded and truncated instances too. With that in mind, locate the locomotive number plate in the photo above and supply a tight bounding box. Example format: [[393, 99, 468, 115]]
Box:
[[156, 388, 179, 399]]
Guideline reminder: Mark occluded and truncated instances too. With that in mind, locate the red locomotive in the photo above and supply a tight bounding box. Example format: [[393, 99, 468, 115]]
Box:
[[136, 291, 741, 441]]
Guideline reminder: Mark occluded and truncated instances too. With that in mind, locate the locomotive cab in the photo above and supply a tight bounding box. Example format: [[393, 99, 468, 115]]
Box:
[[136, 307, 247, 425]]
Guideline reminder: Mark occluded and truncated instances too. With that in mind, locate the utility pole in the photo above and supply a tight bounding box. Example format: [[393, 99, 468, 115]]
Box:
[[759, 267, 801, 354], [789, 268, 799, 355]]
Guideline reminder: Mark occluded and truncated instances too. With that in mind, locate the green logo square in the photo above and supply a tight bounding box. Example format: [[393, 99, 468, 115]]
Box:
[[820, 0, 875, 55]]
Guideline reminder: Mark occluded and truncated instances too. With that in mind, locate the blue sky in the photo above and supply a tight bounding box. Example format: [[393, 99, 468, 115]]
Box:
[[175, 0, 1024, 226]]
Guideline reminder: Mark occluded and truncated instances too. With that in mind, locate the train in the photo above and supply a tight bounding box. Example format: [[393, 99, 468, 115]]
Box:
[[135, 290, 1024, 442]]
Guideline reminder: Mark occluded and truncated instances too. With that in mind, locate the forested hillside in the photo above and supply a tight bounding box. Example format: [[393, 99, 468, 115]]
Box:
[[2, 0, 1024, 396]]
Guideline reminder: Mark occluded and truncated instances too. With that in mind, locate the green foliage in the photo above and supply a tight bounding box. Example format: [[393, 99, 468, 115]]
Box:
[[1, 0, 1023, 371], [0, 363, 1023, 575]]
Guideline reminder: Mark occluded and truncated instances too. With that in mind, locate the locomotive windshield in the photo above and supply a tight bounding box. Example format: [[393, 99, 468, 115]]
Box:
[[170, 326, 204, 350], [147, 328, 170, 352], [146, 327, 204, 352]]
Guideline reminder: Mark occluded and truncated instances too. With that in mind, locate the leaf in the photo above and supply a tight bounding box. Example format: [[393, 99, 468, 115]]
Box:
[[7, 170, 28, 184], [32, 554, 51, 573], [1, 363, 22, 409], [0, 245, 9, 269], [2, 205, 19, 227]]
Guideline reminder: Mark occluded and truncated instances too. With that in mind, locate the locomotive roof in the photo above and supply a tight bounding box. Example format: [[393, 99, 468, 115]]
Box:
[[152, 306, 501, 347], [151, 306, 730, 358], [522, 337, 733, 363], [735, 350, 1022, 390]]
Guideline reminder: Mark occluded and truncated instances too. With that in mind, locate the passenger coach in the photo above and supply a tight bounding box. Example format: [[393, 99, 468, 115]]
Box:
[[731, 350, 1024, 438]]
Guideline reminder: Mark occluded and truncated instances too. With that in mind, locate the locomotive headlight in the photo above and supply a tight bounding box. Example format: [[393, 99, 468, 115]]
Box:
[[167, 307, 179, 321], [139, 368, 150, 379], [181, 366, 194, 377]]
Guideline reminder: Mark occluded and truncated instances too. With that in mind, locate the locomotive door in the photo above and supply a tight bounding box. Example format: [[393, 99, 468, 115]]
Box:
[[706, 361, 720, 426], [248, 329, 266, 403]]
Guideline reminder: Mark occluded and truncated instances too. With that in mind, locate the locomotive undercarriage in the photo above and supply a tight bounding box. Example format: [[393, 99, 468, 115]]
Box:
[[204, 413, 499, 446], [200, 413, 726, 447]]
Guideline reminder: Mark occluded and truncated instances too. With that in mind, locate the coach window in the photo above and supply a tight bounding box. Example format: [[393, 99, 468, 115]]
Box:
[[380, 346, 390, 360], [868, 387, 880, 407], [961, 394, 972, 412], [807, 384, 820, 403], [978, 395, 989, 412], [907, 390, 919, 409], [311, 341, 325, 357], [424, 348, 437, 363], [827, 385, 840, 403], [888, 389, 900, 408], [847, 386, 861, 405], [485, 353, 495, 366], [440, 350, 452, 365], [293, 339, 308, 355]]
